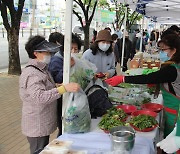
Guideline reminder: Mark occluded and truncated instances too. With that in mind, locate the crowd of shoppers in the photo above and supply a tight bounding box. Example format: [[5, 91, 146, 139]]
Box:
[[19, 24, 180, 154]]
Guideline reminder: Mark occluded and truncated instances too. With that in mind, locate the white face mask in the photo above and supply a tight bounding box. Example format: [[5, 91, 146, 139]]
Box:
[[98, 42, 110, 52], [41, 55, 51, 64]]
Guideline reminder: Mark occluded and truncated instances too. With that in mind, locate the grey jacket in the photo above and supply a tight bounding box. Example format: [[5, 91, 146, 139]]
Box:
[[82, 49, 116, 77], [19, 59, 61, 137]]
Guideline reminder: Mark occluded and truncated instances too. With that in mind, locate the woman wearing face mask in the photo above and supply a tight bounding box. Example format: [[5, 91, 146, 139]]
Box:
[[19, 35, 80, 154], [106, 34, 180, 141], [82, 29, 116, 78]]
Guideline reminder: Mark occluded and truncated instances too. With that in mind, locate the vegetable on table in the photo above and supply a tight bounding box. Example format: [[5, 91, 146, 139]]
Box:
[[129, 115, 158, 130], [98, 107, 127, 131]]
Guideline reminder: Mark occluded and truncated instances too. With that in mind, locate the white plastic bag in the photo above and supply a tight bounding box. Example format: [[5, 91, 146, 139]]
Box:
[[63, 90, 91, 134], [70, 54, 97, 90]]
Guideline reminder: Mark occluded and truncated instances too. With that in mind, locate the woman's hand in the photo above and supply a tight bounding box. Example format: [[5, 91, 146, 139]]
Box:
[[70, 57, 75, 67], [64, 83, 80, 92], [104, 72, 110, 78]]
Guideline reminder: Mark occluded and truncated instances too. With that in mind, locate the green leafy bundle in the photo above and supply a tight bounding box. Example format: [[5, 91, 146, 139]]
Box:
[[129, 115, 158, 130], [98, 107, 127, 131], [70, 68, 91, 90]]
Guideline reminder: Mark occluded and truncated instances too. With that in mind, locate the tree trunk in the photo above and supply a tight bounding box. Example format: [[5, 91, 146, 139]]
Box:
[[83, 25, 90, 52], [7, 28, 21, 75]]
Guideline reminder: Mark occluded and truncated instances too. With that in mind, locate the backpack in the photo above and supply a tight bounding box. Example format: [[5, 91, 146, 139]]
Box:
[[85, 85, 113, 118]]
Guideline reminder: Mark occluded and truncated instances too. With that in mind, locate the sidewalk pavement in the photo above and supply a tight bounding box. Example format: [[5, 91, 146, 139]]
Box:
[[0, 72, 58, 154]]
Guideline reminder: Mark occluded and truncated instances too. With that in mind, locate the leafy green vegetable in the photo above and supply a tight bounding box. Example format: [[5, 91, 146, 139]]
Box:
[[70, 68, 90, 90], [98, 115, 125, 131], [117, 83, 135, 88], [129, 115, 158, 130], [142, 97, 151, 104], [107, 107, 127, 120], [98, 107, 127, 131], [147, 87, 156, 95]]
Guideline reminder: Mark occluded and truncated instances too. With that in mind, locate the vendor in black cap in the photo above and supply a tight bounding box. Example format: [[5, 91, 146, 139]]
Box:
[[19, 35, 80, 154]]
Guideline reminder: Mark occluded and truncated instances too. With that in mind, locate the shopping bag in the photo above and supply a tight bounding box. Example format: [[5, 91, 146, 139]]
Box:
[[63, 90, 91, 134]]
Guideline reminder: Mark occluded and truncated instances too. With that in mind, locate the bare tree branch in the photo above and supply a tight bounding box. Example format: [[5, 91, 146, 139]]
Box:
[[130, 12, 139, 27], [78, 0, 86, 13], [89, 0, 97, 24], [0, 0, 10, 30], [73, 10, 84, 29], [86, 0, 92, 13], [2, 0, 17, 27], [78, 0, 84, 7], [74, 0, 86, 16], [17, 0, 25, 26], [74, 0, 81, 6], [84, 0, 87, 7]]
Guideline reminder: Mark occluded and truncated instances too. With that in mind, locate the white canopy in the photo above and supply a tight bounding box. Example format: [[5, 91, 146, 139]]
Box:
[[117, 0, 180, 24]]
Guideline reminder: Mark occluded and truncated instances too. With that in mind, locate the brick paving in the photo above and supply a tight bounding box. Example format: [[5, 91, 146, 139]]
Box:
[[0, 73, 58, 154]]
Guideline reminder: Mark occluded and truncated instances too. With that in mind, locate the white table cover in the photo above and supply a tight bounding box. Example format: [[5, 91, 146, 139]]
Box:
[[58, 132, 155, 154]]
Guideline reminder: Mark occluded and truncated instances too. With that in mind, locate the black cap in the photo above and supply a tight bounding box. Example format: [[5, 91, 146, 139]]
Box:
[[34, 40, 60, 53]]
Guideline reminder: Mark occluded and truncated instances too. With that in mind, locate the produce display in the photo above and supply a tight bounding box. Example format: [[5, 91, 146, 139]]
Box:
[[98, 107, 127, 131], [141, 97, 151, 104], [147, 86, 156, 95], [117, 83, 135, 88], [108, 85, 152, 107], [129, 115, 158, 131], [101, 72, 160, 133], [107, 107, 127, 120], [98, 114, 125, 131]]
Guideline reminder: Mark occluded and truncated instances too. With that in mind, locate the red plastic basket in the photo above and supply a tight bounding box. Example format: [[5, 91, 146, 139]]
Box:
[[116, 105, 137, 115], [131, 110, 157, 117], [130, 123, 157, 132], [141, 103, 163, 113]]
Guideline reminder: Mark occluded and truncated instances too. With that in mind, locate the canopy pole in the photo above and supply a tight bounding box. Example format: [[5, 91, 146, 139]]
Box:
[[120, 5, 128, 72], [139, 15, 144, 52], [62, 0, 73, 134]]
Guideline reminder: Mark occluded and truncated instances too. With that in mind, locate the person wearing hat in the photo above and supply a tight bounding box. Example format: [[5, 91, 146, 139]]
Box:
[[19, 35, 80, 154], [114, 31, 134, 71], [82, 29, 116, 78]]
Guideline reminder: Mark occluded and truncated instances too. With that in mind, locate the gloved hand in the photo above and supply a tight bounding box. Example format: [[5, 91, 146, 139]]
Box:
[[57, 83, 80, 94], [105, 75, 125, 86], [157, 127, 180, 153], [156, 136, 180, 153]]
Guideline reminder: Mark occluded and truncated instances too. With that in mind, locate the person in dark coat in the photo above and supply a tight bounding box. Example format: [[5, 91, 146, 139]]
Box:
[[114, 31, 134, 71], [48, 32, 82, 137]]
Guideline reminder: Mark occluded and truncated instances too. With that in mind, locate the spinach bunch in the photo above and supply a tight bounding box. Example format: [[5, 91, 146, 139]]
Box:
[[98, 114, 125, 131], [129, 115, 158, 130], [70, 68, 90, 90], [98, 107, 127, 131], [107, 107, 127, 120]]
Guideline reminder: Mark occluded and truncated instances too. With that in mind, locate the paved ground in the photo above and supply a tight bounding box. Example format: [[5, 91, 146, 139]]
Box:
[[0, 73, 58, 154]]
